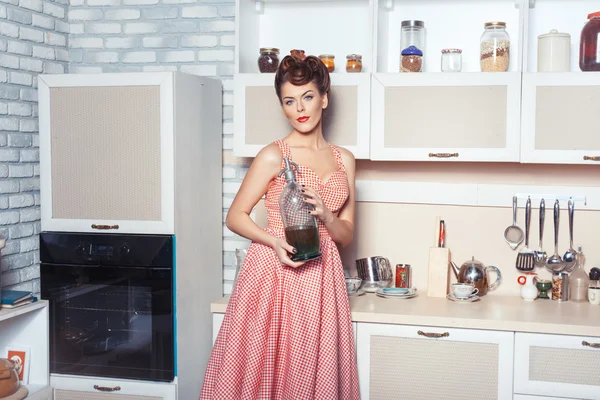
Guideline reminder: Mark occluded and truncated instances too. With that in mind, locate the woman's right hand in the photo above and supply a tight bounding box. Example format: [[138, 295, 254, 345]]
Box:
[[273, 237, 306, 268]]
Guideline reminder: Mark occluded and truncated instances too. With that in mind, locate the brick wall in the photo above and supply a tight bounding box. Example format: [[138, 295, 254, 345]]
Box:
[[0, 0, 68, 294], [67, 0, 245, 295]]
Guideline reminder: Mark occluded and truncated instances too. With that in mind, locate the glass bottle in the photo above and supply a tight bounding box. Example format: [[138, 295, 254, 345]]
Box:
[[257, 48, 280, 73], [319, 54, 335, 73], [346, 54, 363, 73], [569, 246, 589, 302], [480, 22, 510, 72], [580, 11, 600, 71], [278, 158, 321, 262]]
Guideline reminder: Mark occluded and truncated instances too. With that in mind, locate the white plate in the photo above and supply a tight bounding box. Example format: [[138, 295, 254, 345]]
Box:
[[447, 293, 480, 303], [376, 292, 418, 300], [376, 288, 417, 297], [348, 289, 366, 297]]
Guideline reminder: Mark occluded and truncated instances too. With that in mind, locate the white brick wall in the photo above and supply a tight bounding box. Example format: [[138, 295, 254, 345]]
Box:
[[0, 0, 68, 294]]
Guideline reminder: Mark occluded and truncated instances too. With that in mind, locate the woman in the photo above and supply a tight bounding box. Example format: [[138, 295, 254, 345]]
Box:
[[200, 55, 359, 400]]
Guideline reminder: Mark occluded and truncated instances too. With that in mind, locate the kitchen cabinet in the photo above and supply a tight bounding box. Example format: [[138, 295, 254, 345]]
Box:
[[233, 73, 371, 159], [514, 332, 600, 399], [51, 375, 175, 400], [355, 322, 514, 400], [520, 73, 600, 164], [39, 72, 222, 235], [370, 72, 521, 162]]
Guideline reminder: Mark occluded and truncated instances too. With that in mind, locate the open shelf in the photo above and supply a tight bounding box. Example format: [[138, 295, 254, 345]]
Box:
[[524, 0, 596, 72], [375, 0, 522, 73], [236, 0, 373, 74]]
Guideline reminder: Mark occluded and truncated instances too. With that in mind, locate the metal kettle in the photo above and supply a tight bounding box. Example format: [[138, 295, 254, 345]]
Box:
[[450, 257, 502, 296]]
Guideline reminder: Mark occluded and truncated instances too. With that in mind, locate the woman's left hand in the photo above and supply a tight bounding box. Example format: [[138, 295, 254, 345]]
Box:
[[302, 186, 333, 224]]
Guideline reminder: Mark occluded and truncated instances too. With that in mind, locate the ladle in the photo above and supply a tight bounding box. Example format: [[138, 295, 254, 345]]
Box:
[[546, 199, 565, 273], [534, 199, 547, 267], [563, 199, 576, 272]]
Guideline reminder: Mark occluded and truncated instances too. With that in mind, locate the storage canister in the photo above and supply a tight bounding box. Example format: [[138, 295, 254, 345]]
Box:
[[400, 20, 425, 64], [538, 29, 571, 72], [441, 48, 462, 72], [257, 47, 280, 73], [480, 21, 510, 72]]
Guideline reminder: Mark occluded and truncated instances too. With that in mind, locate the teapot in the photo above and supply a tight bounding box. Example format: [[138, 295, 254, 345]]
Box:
[[0, 358, 19, 398], [450, 257, 502, 296]]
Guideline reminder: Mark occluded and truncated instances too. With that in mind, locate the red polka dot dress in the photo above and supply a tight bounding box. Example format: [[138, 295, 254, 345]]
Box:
[[200, 140, 360, 400]]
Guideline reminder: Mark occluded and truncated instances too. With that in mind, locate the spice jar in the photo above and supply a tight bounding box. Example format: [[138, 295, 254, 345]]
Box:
[[319, 54, 335, 73], [290, 49, 306, 60], [346, 54, 362, 73], [538, 30, 571, 72], [257, 47, 280, 73], [480, 22, 510, 72], [401, 20, 425, 63], [400, 45, 423, 73], [580, 11, 600, 71], [441, 48, 462, 72]]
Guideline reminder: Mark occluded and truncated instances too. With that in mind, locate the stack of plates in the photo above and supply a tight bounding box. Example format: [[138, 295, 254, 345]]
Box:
[[376, 287, 418, 299], [446, 293, 480, 303]]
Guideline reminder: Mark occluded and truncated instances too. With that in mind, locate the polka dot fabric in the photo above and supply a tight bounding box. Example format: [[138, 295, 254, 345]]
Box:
[[200, 140, 360, 400]]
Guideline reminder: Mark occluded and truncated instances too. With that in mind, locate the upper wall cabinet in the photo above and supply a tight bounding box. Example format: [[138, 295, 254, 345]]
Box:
[[520, 0, 600, 164], [370, 0, 522, 162], [233, 0, 373, 159]]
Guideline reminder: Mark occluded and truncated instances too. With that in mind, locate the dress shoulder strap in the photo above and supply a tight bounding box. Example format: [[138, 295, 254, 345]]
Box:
[[275, 140, 291, 160], [330, 143, 346, 172]]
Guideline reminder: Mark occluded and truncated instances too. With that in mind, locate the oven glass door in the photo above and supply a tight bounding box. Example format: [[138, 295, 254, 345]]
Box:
[[41, 263, 174, 382]]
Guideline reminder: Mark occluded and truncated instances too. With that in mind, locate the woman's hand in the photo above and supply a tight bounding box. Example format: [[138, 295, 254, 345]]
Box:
[[302, 186, 333, 224], [272, 237, 307, 268]]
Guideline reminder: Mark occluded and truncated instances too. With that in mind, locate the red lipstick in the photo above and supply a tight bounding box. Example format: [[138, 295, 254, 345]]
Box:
[[297, 116, 309, 123]]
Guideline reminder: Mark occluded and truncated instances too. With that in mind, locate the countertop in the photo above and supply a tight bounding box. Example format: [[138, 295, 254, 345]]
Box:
[[211, 294, 600, 337]]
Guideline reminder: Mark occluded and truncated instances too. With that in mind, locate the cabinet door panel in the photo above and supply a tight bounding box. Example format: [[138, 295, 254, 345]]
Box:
[[234, 73, 370, 159], [370, 72, 521, 162], [521, 72, 600, 164], [356, 323, 514, 400]]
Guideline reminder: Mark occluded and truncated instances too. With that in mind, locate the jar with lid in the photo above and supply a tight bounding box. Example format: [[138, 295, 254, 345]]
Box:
[[319, 54, 335, 73], [441, 48, 462, 72], [257, 47, 280, 73], [580, 11, 600, 71], [290, 49, 306, 60], [480, 22, 510, 72], [346, 54, 363, 73], [400, 20, 425, 61], [538, 30, 571, 72], [400, 46, 423, 72]]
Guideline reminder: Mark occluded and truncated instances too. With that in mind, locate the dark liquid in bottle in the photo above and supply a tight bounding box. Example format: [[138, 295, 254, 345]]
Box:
[[580, 17, 600, 71], [285, 225, 321, 261]]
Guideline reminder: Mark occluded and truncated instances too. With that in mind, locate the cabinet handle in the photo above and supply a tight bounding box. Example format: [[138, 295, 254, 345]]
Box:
[[582, 341, 600, 349], [428, 153, 459, 158], [417, 330, 449, 338], [93, 385, 121, 392], [91, 224, 119, 230], [583, 156, 600, 161]]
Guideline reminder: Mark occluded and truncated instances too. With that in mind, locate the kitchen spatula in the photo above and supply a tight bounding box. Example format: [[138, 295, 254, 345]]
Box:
[[516, 197, 535, 271]]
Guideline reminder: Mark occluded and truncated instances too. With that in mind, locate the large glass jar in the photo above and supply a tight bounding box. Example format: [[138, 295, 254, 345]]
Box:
[[278, 158, 321, 262], [480, 22, 510, 72], [319, 54, 335, 73], [580, 11, 600, 71], [400, 20, 425, 60], [257, 47, 279, 73]]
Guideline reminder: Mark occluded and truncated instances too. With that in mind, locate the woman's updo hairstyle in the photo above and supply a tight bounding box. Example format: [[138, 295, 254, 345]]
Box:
[[274, 55, 331, 103]]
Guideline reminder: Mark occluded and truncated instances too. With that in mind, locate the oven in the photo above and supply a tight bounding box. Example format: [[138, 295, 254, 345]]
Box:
[[40, 232, 174, 382]]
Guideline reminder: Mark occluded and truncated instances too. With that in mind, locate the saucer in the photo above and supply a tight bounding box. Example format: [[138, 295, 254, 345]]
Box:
[[348, 289, 366, 297], [447, 293, 480, 303], [376, 287, 418, 297]]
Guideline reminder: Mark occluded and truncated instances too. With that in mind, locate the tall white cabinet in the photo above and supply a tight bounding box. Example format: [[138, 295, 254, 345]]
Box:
[[38, 72, 223, 400]]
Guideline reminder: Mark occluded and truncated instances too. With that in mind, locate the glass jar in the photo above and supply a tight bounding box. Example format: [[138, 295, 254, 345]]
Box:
[[400, 20, 425, 61], [257, 47, 280, 73], [400, 45, 422, 73], [346, 54, 363, 73], [441, 48, 462, 72], [580, 11, 600, 71], [290, 49, 306, 60], [480, 22, 510, 72], [319, 54, 335, 73]]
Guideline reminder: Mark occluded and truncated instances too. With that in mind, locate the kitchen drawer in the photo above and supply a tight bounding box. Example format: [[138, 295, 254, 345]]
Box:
[[50, 374, 176, 400], [514, 332, 600, 399], [356, 322, 514, 400]]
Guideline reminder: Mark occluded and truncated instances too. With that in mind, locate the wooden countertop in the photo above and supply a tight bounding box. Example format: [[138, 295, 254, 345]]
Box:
[[211, 294, 600, 337]]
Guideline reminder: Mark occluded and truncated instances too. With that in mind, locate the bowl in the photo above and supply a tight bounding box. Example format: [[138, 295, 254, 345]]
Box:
[[345, 277, 362, 295]]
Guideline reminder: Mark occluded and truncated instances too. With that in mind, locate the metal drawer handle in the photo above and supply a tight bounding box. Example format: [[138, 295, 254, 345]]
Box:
[[93, 385, 121, 392], [582, 341, 600, 349], [583, 156, 600, 161], [91, 224, 120, 230], [428, 152, 459, 158], [417, 330, 449, 338]]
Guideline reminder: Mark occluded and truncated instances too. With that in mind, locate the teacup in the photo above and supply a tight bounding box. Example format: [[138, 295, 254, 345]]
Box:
[[452, 283, 479, 299], [345, 277, 362, 295]]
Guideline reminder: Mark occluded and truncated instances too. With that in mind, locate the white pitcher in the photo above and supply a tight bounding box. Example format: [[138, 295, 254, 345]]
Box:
[[517, 272, 538, 301]]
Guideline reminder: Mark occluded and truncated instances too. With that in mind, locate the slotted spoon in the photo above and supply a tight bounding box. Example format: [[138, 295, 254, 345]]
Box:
[[504, 196, 524, 250]]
